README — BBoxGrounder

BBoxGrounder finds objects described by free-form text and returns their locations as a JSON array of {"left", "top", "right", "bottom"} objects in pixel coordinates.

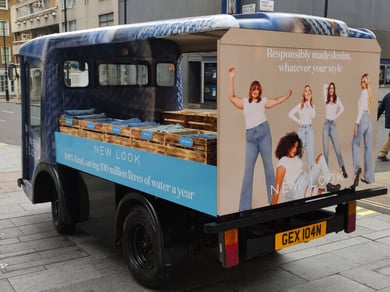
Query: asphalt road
[{"left": 0, "top": 101, "right": 21, "bottom": 146}]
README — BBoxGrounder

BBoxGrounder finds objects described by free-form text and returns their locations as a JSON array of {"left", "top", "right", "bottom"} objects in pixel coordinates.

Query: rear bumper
[{"left": 205, "top": 187, "right": 387, "bottom": 234}]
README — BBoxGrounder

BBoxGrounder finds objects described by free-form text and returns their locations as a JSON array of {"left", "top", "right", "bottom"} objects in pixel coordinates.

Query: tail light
[
  {"left": 219, "top": 229, "right": 239, "bottom": 268},
  {"left": 345, "top": 201, "right": 357, "bottom": 233}
]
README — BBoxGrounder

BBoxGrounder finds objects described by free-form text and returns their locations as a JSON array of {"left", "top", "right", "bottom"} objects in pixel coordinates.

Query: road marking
[
  {"left": 358, "top": 210, "right": 377, "bottom": 216},
  {"left": 1, "top": 109, "right": 14, "bottom": 114},
  {"left": 356, "top": 206, "right": 377, "bottom": 216},
  {"left": 0, "top": 142, "right": 7, "bottom": 146}
]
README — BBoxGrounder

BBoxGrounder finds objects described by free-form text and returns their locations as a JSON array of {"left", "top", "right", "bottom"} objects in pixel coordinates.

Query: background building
[
  {"left": 118, "top": 0, "right": 390, "bottom": 99},
  {"left": 6, "top": 0, "right": 390, "bottom": 100},
  {"left": 8, "top": 0, "right": 118, "bottom": 100},
  {"left": 1, "top": 0, "right": 18, "bottom": 101},
  {"left": 57, "top": 0, "right": 117, "bottom": 32},
  {"left": 11, "top": 0, "right": 59, "bottom": 59},
  {"left": 118, "top": 0, "right": 390, "bottom": 60}
]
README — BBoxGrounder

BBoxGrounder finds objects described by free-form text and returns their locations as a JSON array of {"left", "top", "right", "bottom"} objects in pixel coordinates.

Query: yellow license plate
[{"left": 275, "top": 221, "right": 327, "bottom": 250}]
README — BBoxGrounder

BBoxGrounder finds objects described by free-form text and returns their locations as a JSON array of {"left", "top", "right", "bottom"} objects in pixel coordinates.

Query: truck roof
[{"left": 19, "top": 12, "right": 375, "bottom": 59}]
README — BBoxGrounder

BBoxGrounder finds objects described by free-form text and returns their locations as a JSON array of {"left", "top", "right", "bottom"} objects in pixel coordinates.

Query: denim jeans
[
  {"left": 239, "top": 121, "right": 275, "bottom": 211},
  {"left": 285, "top": 155, "right": 331, "bottom": 201},
  {"left": 298, "top": 125, "right": 314, "bottom": 169},
  {"left": 322, "top": 119, "right": 345, "bottom": 168},
  {"left": 352, "top": 111, "right": 374, "bottom": 182}
]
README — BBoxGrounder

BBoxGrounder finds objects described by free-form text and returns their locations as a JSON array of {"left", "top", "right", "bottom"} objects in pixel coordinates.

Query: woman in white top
[
  {"left": 271, "top": 132, "right": 340, "bottom": 204},
  {"left": 351, "top": 73, "right": 374, "bottom": 187},
  {"left": 228, "top": 67, "right": 292, "bottom": 211},
  {"left": 288, "top": 85, "right": 316, "bottom": 169},
  {"left": 322, "top": 82, "right": 348, "bottom": 178}
]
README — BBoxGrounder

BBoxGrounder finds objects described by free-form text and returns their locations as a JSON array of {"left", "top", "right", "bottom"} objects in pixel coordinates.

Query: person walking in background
[
  {"left": 288, "top": 84, "right": 316, "bottom": 169},
  {"left": 352, "top": 73, "right": 374, "bottom": 188},
  {"left": 228, "top": 67, "right": 292, "bottom": 211},
  {"left": 377, "top": 92, "right": 390, "bottom": 161},
  {"left": 271, "top": 131, "right": 340, "bottom": 205},
  {"left": 322, "top": 83, "right": 348, "bottom": 178}
]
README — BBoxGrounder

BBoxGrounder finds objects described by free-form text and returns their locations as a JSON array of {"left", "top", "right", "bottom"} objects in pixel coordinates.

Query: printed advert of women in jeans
[
  {"left": 271, "top": 132, "right": 341, "bottom": 205},
  {"left": 322, "top": 83, "right": 348, "bottom": 178},
  {"left": 228, "top": 67, "right": 292, "bottom": 210},
  {"left": 288, "top": 85, "right": 316, "bottom": 169},
  {"left": 351, "top": 73, "right": 374, "bottom": 188}
]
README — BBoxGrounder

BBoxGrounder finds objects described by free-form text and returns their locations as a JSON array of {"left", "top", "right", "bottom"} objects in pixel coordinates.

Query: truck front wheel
[
  {"left": 51, "top": 188, "right": 75, "bottom": 234},
  {"left": 122, "top": 205, "right": 172, "bottom": 288}
]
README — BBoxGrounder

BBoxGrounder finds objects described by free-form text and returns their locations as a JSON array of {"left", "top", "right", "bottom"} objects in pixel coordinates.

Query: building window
[
  {"left": 99, "top": 13, "right": 114, "bottom": 27},
  {"left": 33, "top": 1, "right": 44, "bottom": 8},
  {"left": 0, "top": 75, "right": 5, "bottom": 92},
  {"left": 0, "top": 0, "right": 8, "bottom": 10},
  {"left": 63, "top": 20, "right": 77, "bottom": 32},
  {"left": 68, "top": 20, "right": 76, "bottom": 31},
  {"left": 1, "top": 47, "right": 10, "bottom": 64},
  {"left": 0, "top": 21, "right": 9, "bottom": 36},
  {"left": 0, "top": 74, "right": 12, "bottom": 93},
  {"left": 61, "top": 0, "right": 74, "bottom": 9}
]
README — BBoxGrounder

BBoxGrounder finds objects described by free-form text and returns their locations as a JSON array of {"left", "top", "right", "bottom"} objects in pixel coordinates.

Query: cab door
[{"left": 21, "top": 58, "right": 42, "bottom": 181}]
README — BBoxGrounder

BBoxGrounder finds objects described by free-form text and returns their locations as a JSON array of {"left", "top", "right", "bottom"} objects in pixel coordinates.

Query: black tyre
[
  {"left": 122, "top": 205, "right": 172, "bottom": 288},
  {"left": 51, "top": 188, "right": 76, "bottom": 234}
]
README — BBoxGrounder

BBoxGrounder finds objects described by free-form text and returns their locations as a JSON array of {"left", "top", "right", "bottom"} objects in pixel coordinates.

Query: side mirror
[{"left": 8, "top": 63, "right": 19, "bottom": 81}]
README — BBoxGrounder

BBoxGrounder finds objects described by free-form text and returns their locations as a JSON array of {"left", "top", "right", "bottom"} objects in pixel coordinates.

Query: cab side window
[
  {"left": 28, "top": 61, "right": 42, "bottom": 134},
  {"left": 64, "top": 61, "right": 89, "bottom": 87},
  {"left": 156, "top": 63, "right": 175, "bottom": 87},
  {"left": 98, "top": 64, "right": 148, "bottom": 86}
]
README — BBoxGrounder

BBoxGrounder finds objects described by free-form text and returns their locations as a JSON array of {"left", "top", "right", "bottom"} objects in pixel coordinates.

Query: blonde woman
[
  {"left": 351, "top": 73, "right": 374, "bottom": 187},
  {"left": 288, "top": 85, "right": 316, "bottom": 169}
]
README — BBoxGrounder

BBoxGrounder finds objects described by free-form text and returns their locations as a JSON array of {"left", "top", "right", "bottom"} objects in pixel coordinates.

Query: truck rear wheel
[{"left": 122, "top": 205, "right": 172, "bottom": 288}]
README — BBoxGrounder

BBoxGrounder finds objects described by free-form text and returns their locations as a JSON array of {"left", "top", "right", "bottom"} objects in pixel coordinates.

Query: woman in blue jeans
[
  {"left": 228, "top": 67, "right": 292, "bottom": 211},
  {"left": 322, "top": 82, "right": 348, "bottom": 178},
  {"left": 288, "top": 85, "right": 316, "bottom": 170},
  {"left": 352, "top": 73, "right": 374, "bottom": 188}
]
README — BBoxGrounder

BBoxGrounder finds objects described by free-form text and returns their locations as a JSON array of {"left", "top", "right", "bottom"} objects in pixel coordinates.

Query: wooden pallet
[
  {"left": 103, "top": 121, "right": 133, "bottom": 146},
  {"left": 130, "top": 127, "right": 166, "bottom": 154},
  {"left": 104, "top": 123, "right": 132, "bottom": 136},
  {"left": 58, "top": 116, "right": 218, "bottom": 165},
  {"left": 105, "top": 134, "right": 132, "bottom": 146},
  {"left": 79, "top": 118, "right": 122, "bottom": 132},
  {"left": 58, "top": 117, "right": 80, "bottom": 136},
  {"left": 164, "top": 131, "right": 217, "bottom": 165},
  {"left": 59, "top": 126, "right": 79, "bottom": 136},
  {"left": 161, "top": 110, "right": 217, "bottom": 131},
  {"left": 79, "top": 129, "right": 105, "bottom": 141}
]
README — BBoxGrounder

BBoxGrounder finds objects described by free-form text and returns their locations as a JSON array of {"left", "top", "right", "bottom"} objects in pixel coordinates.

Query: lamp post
[
  {"left": 2, "top": 20, "right": 9, "bottom": 102},
  {"left": 63, "top": 0, "right": 67, "bottom": 32},
  {"left": 124, "top": 0, "right": 127, "bottom": 24},
  {"left": 324, "top": 0, "right": 328, "bottom": 17}
]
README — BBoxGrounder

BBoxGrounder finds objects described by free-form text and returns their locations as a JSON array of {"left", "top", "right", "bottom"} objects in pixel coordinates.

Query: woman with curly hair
[{"left": 271, "top": 132, "right": 340, "bottom": 205}]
